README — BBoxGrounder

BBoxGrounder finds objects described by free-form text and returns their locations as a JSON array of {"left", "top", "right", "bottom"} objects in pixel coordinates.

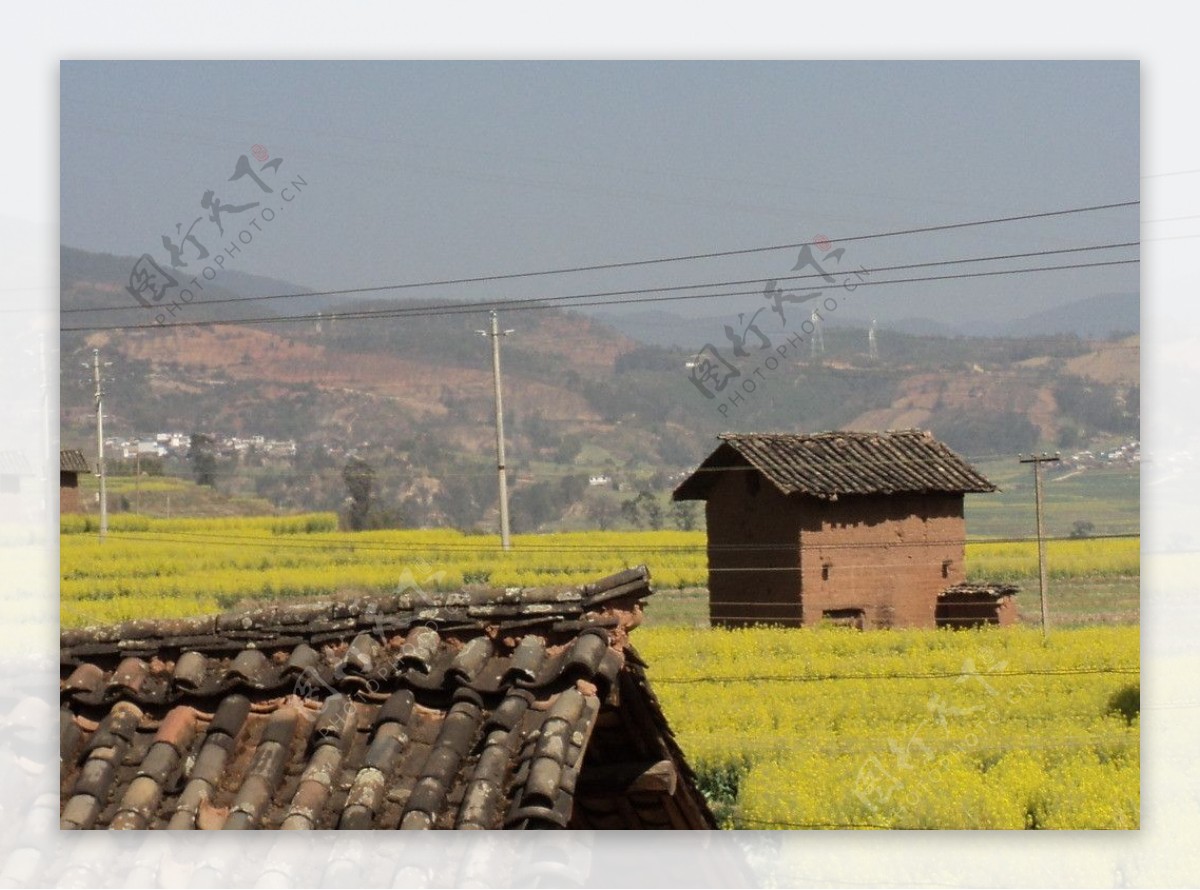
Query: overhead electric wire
[
  {"left": 61, "top": 200, "right": 1139, "bottom": 319},
  {"left": 61, "top": 257, "right": 1140, "bottom": 333},
  {"left": 84, "top": 448, "right": 1105, "bottom": 478},
  {"left": 648, "top": 665, "right": 1138, "bottom": 684},
  {"left": 63, "top": 238, "right": 1139, "bottom": 316},
  {"left": 91, "top": 527, "right": 1138, "bottom": 554}
]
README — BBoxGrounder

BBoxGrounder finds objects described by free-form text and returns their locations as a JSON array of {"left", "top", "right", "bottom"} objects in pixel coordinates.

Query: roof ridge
[
  {"left": 676, "top": 430, "right": 995, "bottom": 501},
  {"left": 61, "top": 567, "right": 652, "bottom": 652},
  {"left": 719, "top": 428, "right": 929, "bottom": 439}
]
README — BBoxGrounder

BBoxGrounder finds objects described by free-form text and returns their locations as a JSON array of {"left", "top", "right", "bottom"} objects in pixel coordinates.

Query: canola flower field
[
  {"left": 59, "top": 514, "right": 1139, "bottom": 829},
  {"left": 638, "top": 624, "right": 1139, "bottom": 829},
  {"left": 60, "top": 513, "right": 1139, "bottom": 628}
]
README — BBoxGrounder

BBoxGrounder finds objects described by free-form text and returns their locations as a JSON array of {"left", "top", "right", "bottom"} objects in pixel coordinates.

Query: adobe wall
[
  {"left": 703, "top": 467, "right": 803, "bottom": 627},
  {"left": 797, "top": 493, "right": 966, "bottom": 629}
]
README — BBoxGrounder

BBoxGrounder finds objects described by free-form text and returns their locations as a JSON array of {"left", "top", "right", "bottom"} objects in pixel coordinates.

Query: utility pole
[
  {"left": 868, "top": 316, "right": 879, "bottom": 361},
  {"left": 478, "top": 311, "right": 514, "bottom": 550},
  {"left": 1020, "top": 452, "right": 1061, "bottom": 637},
  {"left": 92, "top": 349, "right": 109, "bottom": 541}
]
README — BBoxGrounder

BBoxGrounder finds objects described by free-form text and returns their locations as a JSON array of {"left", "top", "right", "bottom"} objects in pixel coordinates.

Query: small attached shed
[
  {"left": 60, "top": 449, "right": 90, "bottom": 515},
  {"left": 937, "top": 582, "right": 1020, "bottom": 628},
  {"left": 673, "top": 430, "right": 999, "bottom": 629}
]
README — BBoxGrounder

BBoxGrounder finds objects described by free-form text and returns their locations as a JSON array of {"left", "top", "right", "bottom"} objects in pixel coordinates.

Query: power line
[
  {"left": 735, "top": 818, "right": 895, "bottom": 830},
  {"left": 69, "top": 450, "right": 1114, "bottom": 479},
  {"left": 62, "top": 239, "right": 1139, "bottom": 316},
  {"left": 60, "top": 201, "right": 1139, "bottom": 320},
  {"left": 64, "top": 527, "right": 1139, "bottom": 554},
  {"left": 649, "top": 665, "right": 1138, "bottom": 684},
  {"left": 667, "top": 600, "right": 1129, "bottom": 612},
  {"left": 79, "top": 442, "right": 1130, "bottom": 469},
  {"left": 60, "top": 257, "right": 1140, "bottom": 333},
  {"left": 715, "top": 734, "right": 1136, "bottom": 756}
]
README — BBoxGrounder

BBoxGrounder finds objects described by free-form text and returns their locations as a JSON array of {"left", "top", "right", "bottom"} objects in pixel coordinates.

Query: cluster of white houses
[{"left": 103, "top": 433, "right": 297, "bottom": 460}]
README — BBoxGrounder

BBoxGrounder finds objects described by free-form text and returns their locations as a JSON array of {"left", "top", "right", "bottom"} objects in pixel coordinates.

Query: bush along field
[
  {"left": 637, "top": 625, "right": 1139, "bottom": 829},
  {"left": 60, "top": 514, "right": 1139, "bottom": 628}
]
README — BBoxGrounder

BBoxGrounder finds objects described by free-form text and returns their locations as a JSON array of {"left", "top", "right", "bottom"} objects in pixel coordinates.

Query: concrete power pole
[
  {"left": 92, "top": 349, "right": 109, "bottom": 542},
  {"left": 478, "top": 311, "right": 514, "bottom": 550},
  {"left": 868, "top": 316, "right": 879, "bottom": 361},
  {"left": 1020, "top": 452, "right": 1061, "bottom": 637}
]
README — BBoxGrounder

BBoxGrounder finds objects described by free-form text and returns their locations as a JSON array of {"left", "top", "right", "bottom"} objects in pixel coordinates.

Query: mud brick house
[
  {"left": 60, "top": 449, "right": 90, "bottom": 514},
  {"left": 674, "top": 430, "right": 1007, "bottom": 629},
  {"left": 59, "top": 567, "right": 715, "bottom": 830}
]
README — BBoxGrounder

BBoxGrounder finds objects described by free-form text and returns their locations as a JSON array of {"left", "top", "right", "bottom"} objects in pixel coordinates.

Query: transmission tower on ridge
[{"left": 810, "top": 308, "right": 825, "bottom": 358}]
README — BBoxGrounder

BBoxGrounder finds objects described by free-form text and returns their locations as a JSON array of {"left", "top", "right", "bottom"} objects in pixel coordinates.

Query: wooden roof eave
[{"left": 671, "top": 443, "right": 744, "bottom": 501}]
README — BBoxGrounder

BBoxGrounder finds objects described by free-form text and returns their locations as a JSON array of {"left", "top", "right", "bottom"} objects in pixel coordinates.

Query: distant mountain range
[
  {"left": 64, "top": 244, "right": 1136, "bottom": 345},
  {"left": 590, "top": 293, "right": 1138, "bottom": 348},
  {"left": 60, "top": 246, "right": 322, "bottom": 322},
  {"left": 986, "top": 292, "right": 1139, "bottom": 339}
]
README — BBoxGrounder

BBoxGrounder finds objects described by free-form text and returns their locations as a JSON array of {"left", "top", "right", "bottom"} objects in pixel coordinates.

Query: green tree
[
  {"left": 584, "top": 490, "right": 621, "bottom": 530},
  {"left": 671, "top": 500, "right": 699, "bottom": 531},
  {"left": 510, "top": 481, "right": 559, "bottom": 532},
  {"left": 637, "top": 491, "right": 664, "bottom": 530},
  {"left": 554, "top": 435, "right": 584, "bottom": 465},
  {"left": 189, "top": 433, "right": 218, "bottom": 488},
  {"left": 342, "top": 457, "right": 375, "bottom": 531},
  {"left": 1069, "top": 519, "right": 1095, "bottom": 539}
]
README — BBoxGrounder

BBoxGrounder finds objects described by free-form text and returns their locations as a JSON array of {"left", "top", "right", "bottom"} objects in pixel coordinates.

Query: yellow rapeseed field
[
  {"left": 59, "top": 513, "right": 1139, "bottom": 627},
  {"left": 639, "top": 625, "right": 1139, "bottom": 829},
  {"left": 58, "top": 514, "right": 1139, "bottom": 828}
]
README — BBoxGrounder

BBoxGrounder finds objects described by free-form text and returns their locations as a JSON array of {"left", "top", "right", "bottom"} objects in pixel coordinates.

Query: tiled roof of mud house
[
  {"left": 938, "top": 582, "right": 1020, "bottom": 600},
  {"left": 60, "top": 449, "right": 90, "bottom": 474},
  {"left": 59, "top": 567, "right": 715, "bottom": 830},
  {"left": 674, "top": 429, "right": 997, "bottom": 501}
]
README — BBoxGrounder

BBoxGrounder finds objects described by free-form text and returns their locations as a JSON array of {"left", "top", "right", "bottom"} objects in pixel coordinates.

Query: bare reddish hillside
[
  {"left": 1064, "top": 335, "right": 1139, "bottom": 386},
  {"left": 850, "top": 371, "right": 1060, "bottom": 440},
  {"left": 107, "top": 324, "right": 606, "bottom": 422}
]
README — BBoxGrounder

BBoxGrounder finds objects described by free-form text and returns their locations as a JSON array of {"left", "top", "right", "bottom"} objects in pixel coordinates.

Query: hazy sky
[{"left": 60, "top": 61, "right": 1138, "bottom": 328}]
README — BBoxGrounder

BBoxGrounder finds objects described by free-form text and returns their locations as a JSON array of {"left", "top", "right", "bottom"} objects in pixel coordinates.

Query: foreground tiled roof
[
  {"left": 59, "top": 567, "right": 715, "bottom": 830},
  {"left": 674, "top": 429, "right": 996, "bottom": 501},
  {"left": 60, "top": 449, "right": 90, "bottom": 474}
]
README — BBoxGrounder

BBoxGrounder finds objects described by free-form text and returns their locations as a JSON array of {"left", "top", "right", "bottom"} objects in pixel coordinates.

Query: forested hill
[{"left": 61, "top": 245, "right": 1138, "bottom": 527}]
